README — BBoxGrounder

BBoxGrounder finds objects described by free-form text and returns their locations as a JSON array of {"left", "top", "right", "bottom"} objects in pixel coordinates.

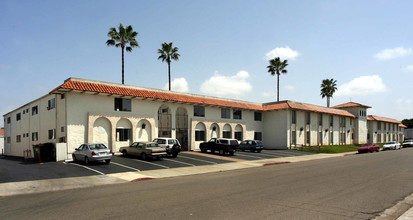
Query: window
[
  {"left": 291, "top": 131, "right": 296, "bottom": 145},
  {"left": 195, "top": 130, "right": 205, "bottom": 141},
  {"left": 61, "top": 126, "right": 65, "bottom": 132},
  {"left": 7, "top": 117, "right": 11, "bottom": 124},
  {"left": 48, "top": 129, "right": 56, "bottom": 139},
  {"left": 23, "top": 109, "right": 26, "bottom": 114},
  {"left": 16, "top": 113, "right": 21, "bottom": 121},
  {"left": 114, "top": 98, "right": 131, "bottom": 112},
  {"left": 292, "top": 110, "right": 296, "bottom": 124},
  {"left": 306, "top": 112, "right": 311, "bottom": 125},
  {"left": 194, "top": 106, "right": 205, "bottom": 117},
  {"left": 254, "top": 112, "right": 262, "bottom": 121},
  {"left": 32, "top": 106, "right": 38, "bottom": 115},
  {"left": 48, "top": 98, "right": 55, "bottom": 110},
  {"left": 61, "top": 94, "right": 65, "bottom": 99},
  {"left": 330, "top": 115, "right": 334, "bottom": 126},
  {"left": 16, "top": 135, "right": 21, "bottom": 143},
  {"left": 116, "top": 128, "right": 131, "bottom": 141},
  {"left": 221, "top": 108, "right": 231, "bottom": 119},
  {"left": 234, "top": 131, "right": 243, "bottom": 141},
  {"left": 378, "top": 122, "right": 381, "bottom": 130},
  {"left": 58, "top": 137, "right": 66, "bottom": 143},
  {"left": 223, "top": 131, "right": 231, "bottom": 138},
  {"left": 233, "top": 110, "right": 242, "bottom": 120},
  {"left": 306, "top": 131, "right": 310, "bottom": 144},
  {"left": 32, "top": 132, "right": 38, "bottom": 141},
  {"left": 7, "top": 137, "right": 10, "bottom": 143},
  {"left": 319, "top": 113, "right": 322, "bottom": 126},
  {"left": 254, "top": 132, "right": 262, "bottom": 141}
]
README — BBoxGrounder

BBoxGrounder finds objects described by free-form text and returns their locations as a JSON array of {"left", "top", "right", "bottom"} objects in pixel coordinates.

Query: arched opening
[
  {"left": 195, "top": 122, "right": 206, "bottom": 142},
  {"left": 210, "top": 123, "right": 220, "bottom": 139},
  {"left": 223, "top": 124, "right": 232, "bottom": 139},
  {"left": 234, "top": 124, "right": 243, "bottom": 141},
  {"left": 158, "top": 105, "right": 172, "bottom": 138},
  {"left": 137, "top": 119, "right": 151, "bottom": 142},
  {"left": 176, "top": 107, "right": 188, "bottom": 150},
  {"left": 116, "top": 118, "right": 132, "bottom": 151},
  {"left": 93, "top": 117, "right": 112, "bottom": 149}
]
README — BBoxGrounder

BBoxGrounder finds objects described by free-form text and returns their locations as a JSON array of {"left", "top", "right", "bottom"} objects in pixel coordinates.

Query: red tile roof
[
  {"left": 367, "top": 115, "right": 401, "bottom": 124},
  {"left": 333, "top": 102, "right": 371, "bottom": 109},
  {"left": 50, "top": 78, "right": 356, "bottom": 118},
  {"left": 0, "top": 128, "right": 4, "bottom": 137},
  {"left": 399, "top": 124, "right": 407, "bottom": 128}
]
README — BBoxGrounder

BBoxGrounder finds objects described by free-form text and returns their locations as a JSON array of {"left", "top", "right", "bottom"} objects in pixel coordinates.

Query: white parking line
[
  {"left": 69, "top": 163, "right": 105, "bottom": 175},
  {"left": 178, "top": 155, "right": 217, "bottom": 164},
  {"left": 163, "top": 158, "right": 196, "bottom": 166},
  {"left": 132, "top": 159, "right": 170, "bottom": 169},
  {"left": 111, "top": 162, "right": 140, "bottom": 171},
  {"left": 235, "top": 153, "right": 264, "bottom": 159}
]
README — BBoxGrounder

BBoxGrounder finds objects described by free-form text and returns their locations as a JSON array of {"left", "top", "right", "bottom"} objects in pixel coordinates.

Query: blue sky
[{"left": 1, "top": 0, "right": 413, "bottom": 127}]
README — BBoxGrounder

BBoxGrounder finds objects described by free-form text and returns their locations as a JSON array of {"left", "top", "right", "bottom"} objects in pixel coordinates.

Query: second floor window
[
  {"left": 233, "top": 110, "right": 242, "bottom": 120},
  {"left": 221, "top": 108, "right": 230, "bottom": 119},
  {"left": 194, "top": 106, "right": 205, "bottom": 117},
  {"left": 292, "top": 110, "right": 296, "bottom": 124},
  {"left": 32, "top": 106, "right": 38, "bottom": 115},
  {"left": 114, "top": 98, "right": 131, "bottom": 112},
  {"left": 16, "top": 113, "right": 21, "bottom": 121},
  {"left": 48, "top": 98, "right": 56, "bottom": 110},
  {"left": 254, "top": 112, "right": 262, "bottom": 121}
]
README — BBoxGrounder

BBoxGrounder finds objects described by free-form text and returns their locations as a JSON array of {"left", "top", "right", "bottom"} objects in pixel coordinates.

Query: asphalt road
[{"left": 1, "top": 149, "right": 413, "bottom": 219}]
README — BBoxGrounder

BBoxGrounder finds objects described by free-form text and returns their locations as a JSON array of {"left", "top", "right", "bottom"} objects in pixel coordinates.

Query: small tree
[
  {"left": 320, "top": 78, "right": 338, "bottom": 107},
  {"left": 157, "top": 42, "right": 180, "bottom": 91},
  {"left": 267, "top": 57, "right": 288, "bottom": 102},
  {"left": 106, "top": 24, "right": 139, "bottom": 84}
]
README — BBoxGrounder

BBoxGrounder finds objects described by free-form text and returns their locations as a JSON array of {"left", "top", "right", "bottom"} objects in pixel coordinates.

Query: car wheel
[
  {"left": 141, "top": 153, "right": 147, "bottom": 160},
  {"left": 229, "top": 151, "right": 234, "bottom": 156},
  {"left": 250, "top": 149, "right": 255, "bottom": 153},
  {"left": 210, "top": 150, "right": 215, "bottom": 154},
  {"left": 376, "top": 148, "right": 379, "bottom": 152},
  {"left": 72, "top": 154, "right": 77, "bottom": 163},
  {"left": 219, "top": 149, "right": 224, "bottom": 155},
  {"left": 172, "top": 152, "right": 178, "bottom": 158},
  {"left": 257, "top": 150, "right": 262, "bottom": 153},
  {"left": 105, "top": 159, "right": 110, "bottom": 164},
  {"left": 85, "top": 157, "right": 89, "bottom": 165},
  {"left": 241, "top": 149, "right": 245, "bottom": 152},
  {"left": 200, "top": 147, "right": 206, "bottom": 153},
  {"left": 369, "top": 148, "right": 373, "bottom": 153},
  {"left": 122, "top": 150, "right": 128, "bottom": 157},
  {"left": 156, "top": 156, "right": 161, "bottom": 160}
]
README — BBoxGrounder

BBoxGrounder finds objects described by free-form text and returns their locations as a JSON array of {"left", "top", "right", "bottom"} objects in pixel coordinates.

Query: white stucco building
[
  {"left": 2, "top": 78, "right": 405, "bottom": 160},
  {"left": 0, "top": 128, "right": 4, "bottom": 155}
]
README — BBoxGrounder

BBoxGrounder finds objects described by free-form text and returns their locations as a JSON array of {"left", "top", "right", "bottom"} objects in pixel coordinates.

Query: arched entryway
[
  {"left": 158, "top": 105, "right": 172, "bottom": 138},
  {"left": 93, "top": 117, "right": 111, "bottom": 149},
  {"left": 176, "top": 107, "right": 188, "bottom": 150},
  {"left": 116, "top": 118, "right": 132, "bottom": 151},
  {"left": 223, "top": 124, "right": 232, "bottom": 138},
  {"left": 234, "top": 124, "right": 243, "bottom": 141},
  {"left": 210, "top": 123, "right": 219, "bottom": 139},
  {"left": 137, "top": 119, "right": 151, "bottom": 141}
]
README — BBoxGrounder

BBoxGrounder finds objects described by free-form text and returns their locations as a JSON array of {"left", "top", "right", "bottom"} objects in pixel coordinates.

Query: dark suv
[{"left": 199, "top": 138, "right": 239, "bottom": 156}]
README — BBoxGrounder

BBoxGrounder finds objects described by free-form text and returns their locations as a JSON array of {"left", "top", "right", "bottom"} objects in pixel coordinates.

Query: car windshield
[
  {"left": 146, "top": 143, "right": 159, "bottom": 148},
  {"left": 256, "top": 141, "right": 263, "bottom": 145},
  {"left": 219, "top": 140, "right": 229, "bottom": 144},
  {"left": 89, "top": 144, "right": 107, "bottom": 150},
  {"left": 386, "top": 142, "right": 396, "bottom": 144},
  {"left": 361, "top": 143, "right": 373, "bottom": 147},
  {"left": 230, "top": 140, "right": 239, "bottom": 145}
]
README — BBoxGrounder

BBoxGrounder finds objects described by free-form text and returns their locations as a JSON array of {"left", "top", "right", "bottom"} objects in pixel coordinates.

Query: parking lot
[{"left": 0, "top": 150, "right": 314, "bottom": 183}]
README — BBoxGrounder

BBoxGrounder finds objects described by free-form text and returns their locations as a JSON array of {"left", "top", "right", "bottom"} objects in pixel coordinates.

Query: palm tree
[
  {"left": 106, "top": 24, "right": 139, "bottom": 84},
  {"left": 157, "top": 42, "right": 180, "bottom": 91},
  {"left": 320, "top": 78, "right": 338, "bottom": 107},
  {"left": 267, "top": 57, "right": 288, "bottom": 102}
]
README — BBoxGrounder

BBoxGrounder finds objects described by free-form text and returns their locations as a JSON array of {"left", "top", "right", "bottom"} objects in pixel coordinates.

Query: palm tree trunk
[
  {"left": 277, "top": 73, "right": 280, "bottom": 102},
  {"left": 121, "top": 46, "right": 125, "bottom": 84},
  {"left": 168, "top": 60, "right": 171, "bottom": 91},
  {"left": 327, "top": 96, "right": 330, "bottom": 108}
]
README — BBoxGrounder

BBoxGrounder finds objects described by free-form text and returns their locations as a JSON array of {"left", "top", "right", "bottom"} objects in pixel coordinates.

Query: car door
[
  {"left": 129, "top": 142, "right": 139, "bottom": 155},
  {"left": 77, "top": 145, "right": 86, "bottom": 161},
  {"left": 137, "top": 143, "right": 144, "bottom": 155}
]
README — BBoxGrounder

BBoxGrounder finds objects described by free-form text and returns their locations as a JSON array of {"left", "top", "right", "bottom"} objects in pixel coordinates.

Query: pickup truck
[
  {"left": 119, "top": 141, "right": 167, "bottom": 160},
  {"left": 199, "top": 138, "right": 239, "bottom": 156}
]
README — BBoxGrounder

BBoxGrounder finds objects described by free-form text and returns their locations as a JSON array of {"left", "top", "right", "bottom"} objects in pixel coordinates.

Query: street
[{"left": 1, "top": 149, "right": 413, "bottom": 219}]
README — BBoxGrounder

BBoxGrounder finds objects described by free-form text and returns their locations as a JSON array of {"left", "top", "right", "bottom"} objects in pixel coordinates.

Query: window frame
[
  {"left": 194, "top": 105, "right": 205, "bottom": 117},
  {"left": 114, "top": 98, "right": 132, "bottom": 112}
]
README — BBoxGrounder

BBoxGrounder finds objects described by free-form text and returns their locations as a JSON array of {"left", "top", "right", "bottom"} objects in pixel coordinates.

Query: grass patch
[{"left": 297, "top": 145, "right": 361, "bottom": 153}]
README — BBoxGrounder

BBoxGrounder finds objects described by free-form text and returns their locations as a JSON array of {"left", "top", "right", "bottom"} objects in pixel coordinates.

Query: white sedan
[{"left": 382, "top": 141, "right": 401, "bottom": 151}]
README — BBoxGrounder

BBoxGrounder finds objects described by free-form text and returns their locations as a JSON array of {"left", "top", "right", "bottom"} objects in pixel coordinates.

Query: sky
[{"left": 1, "top": 0, "right": 413, "bottom": 127}]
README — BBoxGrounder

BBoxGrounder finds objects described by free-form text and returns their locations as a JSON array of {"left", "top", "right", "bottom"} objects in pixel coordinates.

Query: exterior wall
[
  {"left": 3, "top": 94, "right": 60, "bottom": 157},
  {"left": 263, "top": 110, "right": 288, "bottom": 149},
  {"left": 0, "top": 136, "right": 4, "bottom": 155},
  {"left": 405, "top": 128, "right": 413, "bottom": 139}
]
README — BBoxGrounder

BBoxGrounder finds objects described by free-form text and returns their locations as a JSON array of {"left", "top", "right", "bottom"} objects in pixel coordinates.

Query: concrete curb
[{"left": 374, "top": 193, "right": 413, "bottom": 220}]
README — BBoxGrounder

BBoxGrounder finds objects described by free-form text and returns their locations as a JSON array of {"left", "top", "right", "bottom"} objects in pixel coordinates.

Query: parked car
[
  {"left": 119, "top": 142, "right": 167, "bottom": 160},
  {"left": 358, "top": 143, "right": 380, "bottom": 153},
  {"left": 382, "top": 141, "right": 401, "bottom": 150},
  {"left": 153, "top": 138, "right": 181, "bottom": 158},
  {"left": 72, "top": 143, "right": 112, "bottom": 165},
  {"left": 402, "top": 139, "right": 413, "bottom": 148},
  {"left": 199, "top": 138, "right": 239, "bottom": 156},
  {"left": 239, "top": 140, "right": 264, "bottom": 152}
]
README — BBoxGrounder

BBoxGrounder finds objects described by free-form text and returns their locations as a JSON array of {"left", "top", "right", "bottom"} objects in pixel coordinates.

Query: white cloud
[
  {"left": 163, "top": 77, "right": 189, "bottom": 92},
  {"left": 262, "top": 91, "right": 275, "bottom": 97},
  {"left": 200, "top": 71, "right": 252, "bottom": 97},
  {"left": 374, "top": 47, "right": 413, "bottom": 60},
  {"left": 403, "top": 65, "right": 413, "bottom": 72},
  {"left": 265, "top": 46, "right": 299, "bottom": 60},
  {"left": 284, "top": 85, "right": 295, "bottom": 91},
  {"left": 336, "top": 75, "right": 387, "bottom": 97}
]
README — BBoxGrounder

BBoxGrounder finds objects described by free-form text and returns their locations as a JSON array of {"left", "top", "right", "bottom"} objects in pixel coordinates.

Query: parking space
[{"left": 0, "top": 149, "right": 313, "bottom": 183}]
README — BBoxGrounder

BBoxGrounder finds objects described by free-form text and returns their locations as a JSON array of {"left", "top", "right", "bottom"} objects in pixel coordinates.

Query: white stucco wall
[
  {"left": 263, "top": 110, "right": 288, "bottom": 149},
  {"left": 0, "top": 136, "right": 4, "bottom": 155}
]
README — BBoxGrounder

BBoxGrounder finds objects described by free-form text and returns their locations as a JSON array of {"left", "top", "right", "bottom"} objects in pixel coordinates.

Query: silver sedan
[{"left": 72, "top": 143, "right": 112, "bottom": 165}]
